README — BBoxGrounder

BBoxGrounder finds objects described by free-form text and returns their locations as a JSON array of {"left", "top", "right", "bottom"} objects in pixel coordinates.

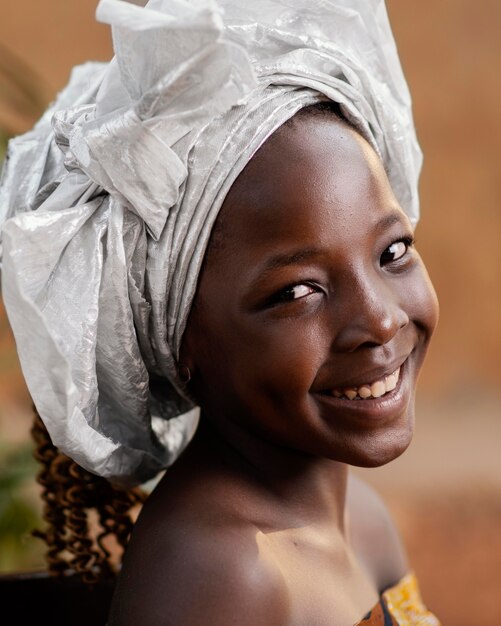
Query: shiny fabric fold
[{"left": 0, "top": 0, "right": 422, "bottom": 485}]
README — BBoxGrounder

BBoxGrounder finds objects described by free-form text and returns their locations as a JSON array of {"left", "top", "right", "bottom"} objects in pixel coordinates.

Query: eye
[
  {"left": 380, "top": 237, "right": 414, "bottom": 265},
  {"left": 275, "top": 283, "right": 317, "bottom": 303}
]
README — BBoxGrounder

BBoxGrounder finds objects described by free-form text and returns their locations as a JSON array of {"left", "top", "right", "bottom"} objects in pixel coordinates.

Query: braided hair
[{"left": 31, "top": 409, "right": 146, "bottom": 584}]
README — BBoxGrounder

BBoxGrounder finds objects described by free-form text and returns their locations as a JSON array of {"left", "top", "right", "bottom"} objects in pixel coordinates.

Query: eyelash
[
  {"left": 269, "top": 281, "right": 321, "bottom": 305},
  {"left": 268, "top": 235, "right": 416, "bottom": 306},
  {"left": 380, "top": 235, "right": 415, "bottom": 266}
]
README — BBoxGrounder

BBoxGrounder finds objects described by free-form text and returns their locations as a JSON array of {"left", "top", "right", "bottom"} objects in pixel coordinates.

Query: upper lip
[{"left": 315, "top": 354, "right": 410, "bottom": 392}]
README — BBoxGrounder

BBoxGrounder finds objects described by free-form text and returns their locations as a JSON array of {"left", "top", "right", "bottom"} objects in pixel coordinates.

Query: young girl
[{"left": 0, "top": 1, "right": 440, "bottom": 624}]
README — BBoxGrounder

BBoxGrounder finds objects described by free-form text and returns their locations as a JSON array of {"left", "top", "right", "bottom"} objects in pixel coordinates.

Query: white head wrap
[{"left": 0, "top": 0, "right": 422, "bottom": 485}]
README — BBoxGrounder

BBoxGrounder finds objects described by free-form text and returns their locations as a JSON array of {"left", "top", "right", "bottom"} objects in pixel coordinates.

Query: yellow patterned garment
[{"left": 356, "top": 573, "right": 441, "bottom": 625}]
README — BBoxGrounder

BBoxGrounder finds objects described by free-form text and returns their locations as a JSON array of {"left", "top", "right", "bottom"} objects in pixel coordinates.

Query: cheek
[
  {"left": 240, "top": 317, "right": 327, "bottom": 388},
  {"left": 409, "top": 260, "right": 439, "bottom": 339},
  {"left": 200, "top": 311, "right": 328, "bottom": 410}
]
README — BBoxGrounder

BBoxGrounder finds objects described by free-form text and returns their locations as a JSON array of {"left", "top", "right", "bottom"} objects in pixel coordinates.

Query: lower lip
[{"left": 314, "top": 360, "right": 410, "bottom": 423}]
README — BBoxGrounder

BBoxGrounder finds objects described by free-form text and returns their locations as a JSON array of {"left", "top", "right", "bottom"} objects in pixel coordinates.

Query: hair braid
[{"left": 31, "top": 408, "right": 147, "bottom": 584}]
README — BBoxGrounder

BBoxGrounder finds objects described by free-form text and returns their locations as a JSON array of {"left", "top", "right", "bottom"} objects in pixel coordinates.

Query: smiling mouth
[{"left": 329, "top": 366, "right": 401, "bottom": 401}]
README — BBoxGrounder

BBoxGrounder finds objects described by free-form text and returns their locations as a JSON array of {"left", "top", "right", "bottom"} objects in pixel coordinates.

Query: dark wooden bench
[{"left": 0, "top": 570, "right": 115, "bottom": 626}]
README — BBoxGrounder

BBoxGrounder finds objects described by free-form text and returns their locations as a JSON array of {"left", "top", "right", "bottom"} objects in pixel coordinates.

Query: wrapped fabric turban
[{"left": 0, "top": 0, "right": 422, "bottom": 485}]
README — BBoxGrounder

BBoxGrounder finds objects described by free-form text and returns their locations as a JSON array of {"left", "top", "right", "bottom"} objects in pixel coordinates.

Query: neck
[{"left": 194, "top": 413, "right": 350, "bottom": 532}]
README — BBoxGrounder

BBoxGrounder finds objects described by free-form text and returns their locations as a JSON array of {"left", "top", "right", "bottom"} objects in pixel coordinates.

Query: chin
[{"left": 348, "top": 416, "right": 415, "bottom": 468}]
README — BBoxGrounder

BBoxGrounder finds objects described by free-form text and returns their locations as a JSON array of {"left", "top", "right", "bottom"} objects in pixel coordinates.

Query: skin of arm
[
  {"left": 108, "top": 472, "right": 407, "bottom": 626},
  {"left": 108, "top": 513, "right": 291, "bottom": 626},
  {"left": 347, "top": 473, "right": 409, "bottom": 593}
]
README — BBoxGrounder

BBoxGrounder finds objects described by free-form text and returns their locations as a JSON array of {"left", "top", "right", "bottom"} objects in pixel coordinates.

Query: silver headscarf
[{"left": 0, "top": 0, "right": 422, "bottom": 485}]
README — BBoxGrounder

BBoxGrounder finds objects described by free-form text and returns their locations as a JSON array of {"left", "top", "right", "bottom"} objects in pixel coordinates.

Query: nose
[{"left": 332, "top": 277, "right": 409, "bottom": 352}]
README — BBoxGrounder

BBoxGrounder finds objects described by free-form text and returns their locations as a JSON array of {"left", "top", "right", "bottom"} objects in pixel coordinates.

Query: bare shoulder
[
  {"left": 347, "top": 472, "right": 409, "bottom": 592},
  {"left": 108, "top": 496, "right": 290, "bottom": 626}
]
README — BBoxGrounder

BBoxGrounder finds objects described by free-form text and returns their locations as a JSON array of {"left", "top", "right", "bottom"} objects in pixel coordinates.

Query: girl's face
[{"left": 182, "top": 113, "right": 438, "bottom": 467}]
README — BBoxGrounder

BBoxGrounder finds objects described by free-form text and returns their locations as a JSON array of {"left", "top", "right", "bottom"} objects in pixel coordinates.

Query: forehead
[
  {"left": 282, "top": 118, "right": 372, "bottom": 200},
  {"left": 207, "top": 113, "right": 403, "bottom": 266}
]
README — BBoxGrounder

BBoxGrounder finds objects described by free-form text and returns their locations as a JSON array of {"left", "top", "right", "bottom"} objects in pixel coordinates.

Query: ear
[
  {"left": 178, "top": 314, "right": 204, "bottom": 403},
  {"left": 178, "top": 310, "right": 198, "bottom": 374}
]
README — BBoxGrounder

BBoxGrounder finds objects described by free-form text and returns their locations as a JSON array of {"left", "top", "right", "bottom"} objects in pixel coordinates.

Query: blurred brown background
[{"left": 0, "top": 1, "right": 500, "bottom": 624}]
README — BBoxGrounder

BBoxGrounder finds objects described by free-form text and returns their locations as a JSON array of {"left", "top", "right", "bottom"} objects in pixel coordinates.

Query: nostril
[
  {"left": 332, "top": 302, "right": 408, "bottom": 353},
  {"left": 358, "top": 339, "right": 385, "bottom": 349}
]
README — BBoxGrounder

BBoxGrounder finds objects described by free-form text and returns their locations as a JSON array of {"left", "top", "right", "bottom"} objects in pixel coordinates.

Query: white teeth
[
  {"left": 370, "top": 381, "right": 386, "bottom": 398},
  {"left": 332, "top": 366, "right": 402, "bottom": 401},
  {"left": 358, "top": 386, "right": 372, "bottom": 399},
  {"left": 385, "top": 373, "right": 397, "bottom": 391}
]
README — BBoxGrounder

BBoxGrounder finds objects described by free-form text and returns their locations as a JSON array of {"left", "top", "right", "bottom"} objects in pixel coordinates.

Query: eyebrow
[
  {"left": 374, "top": 211, "right": 407, "bottom": 233},
  {"left": 259, "top": 247, "right": 322, "bottom": 276},
  {"left": 257, "top": 211, "right": 407, "bottom": 277}
]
